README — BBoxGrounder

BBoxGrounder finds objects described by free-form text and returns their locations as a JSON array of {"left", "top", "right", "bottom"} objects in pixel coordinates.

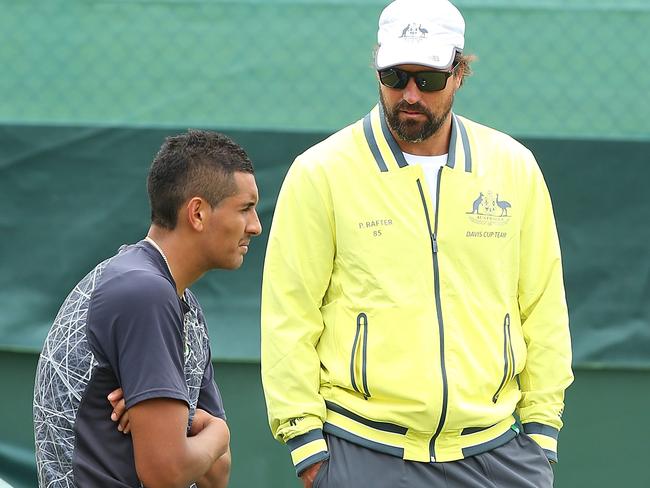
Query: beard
[{"left": 379, "top": 89, "right": 454, "bottom": 144}]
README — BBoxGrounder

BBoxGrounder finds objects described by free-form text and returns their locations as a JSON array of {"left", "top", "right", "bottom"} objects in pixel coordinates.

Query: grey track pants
[{"left": 313, "top": 432, "right": 554, "bottom": 488}]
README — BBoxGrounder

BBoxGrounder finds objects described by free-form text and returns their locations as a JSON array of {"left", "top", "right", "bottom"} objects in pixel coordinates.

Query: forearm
[
  {"left": 262, "top": 334, "right": 329, "bottom": 474},
  {"left": 262, "top": 269, "right": 330, "bottom": 475},
  {"left": 518, "top": 252, "right": 573, "bottom": 429},
  {"left": 516, "top": 257, "right": 572, "bottom": 458},
  {"left": 134, "top": 417, "right": 229, "bottom": 488},
  {"left": 517, "top": 314, "right": 572, "bottom": 463},
  {"left": 262, "top": 248, "right": 331, "bottom": 442},
  {"left": 517, "top": 162, "right": 573, "bottom": 429},
  {"left": 196, "top": 448, "right": 231, "bottom": 488}
]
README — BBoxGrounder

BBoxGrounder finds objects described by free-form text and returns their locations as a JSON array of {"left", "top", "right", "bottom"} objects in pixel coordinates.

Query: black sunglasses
[{"left": 378, "top": 65, "right": 458, "bottom": 92}]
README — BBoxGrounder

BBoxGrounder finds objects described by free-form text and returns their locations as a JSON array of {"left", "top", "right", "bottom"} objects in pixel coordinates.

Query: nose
[
  {"left": 402, "top": 77, "right": 422, "bottom": 105},
  {"left": 247, "top": 209, "right": 262, "bottom": 236}
]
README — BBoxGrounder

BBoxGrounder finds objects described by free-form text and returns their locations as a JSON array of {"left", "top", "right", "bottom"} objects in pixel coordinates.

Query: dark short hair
[{"left": 147, "top": 129, "right": 254, "bottom": 229}]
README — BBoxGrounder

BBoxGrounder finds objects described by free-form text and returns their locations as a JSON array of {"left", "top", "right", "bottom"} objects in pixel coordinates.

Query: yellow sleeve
[
  {"left": 261, "top": 156, "right": 334, "bottom": 474},
  {"left": 516, "top": 153, "right": 574, "bottom": 463}
]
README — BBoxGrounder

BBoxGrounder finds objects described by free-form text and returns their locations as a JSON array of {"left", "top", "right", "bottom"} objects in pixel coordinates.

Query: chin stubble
[{"left": 379, "top": 90, "right": 453, "bottom": 144}]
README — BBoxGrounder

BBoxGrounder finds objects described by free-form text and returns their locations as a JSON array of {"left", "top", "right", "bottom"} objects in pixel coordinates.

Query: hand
[
  {"left": 189, "top": 408, "right": 214, "bottom": 437},
  {"left": 196, "top": 448, "right": 231, "bottom": 488},
  {"left": 299, "top": 461, "right": 323, "bottom": 488},
  {"left": 107, "top": 388, "right": 130, "bottom": 434},
  {"left": 190, "top": 409, "right": 230, "bottom": 443}
]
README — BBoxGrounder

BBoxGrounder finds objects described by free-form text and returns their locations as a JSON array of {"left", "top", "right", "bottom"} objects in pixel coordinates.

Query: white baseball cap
[{"left": 375, "top": 0, "right": 465, "bottom": 70}]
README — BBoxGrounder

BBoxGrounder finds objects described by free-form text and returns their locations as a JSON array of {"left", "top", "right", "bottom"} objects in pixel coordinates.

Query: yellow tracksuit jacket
[{"left": 261, "top": 107, "right": 573, "bottom": 475}]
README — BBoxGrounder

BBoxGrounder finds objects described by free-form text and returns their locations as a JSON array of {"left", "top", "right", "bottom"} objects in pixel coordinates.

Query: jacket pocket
[
  {"left": 492, "top": 313, "right": 515, "bottom": 403},
  {"left": 349, "top": 313, "right": 371, "bottom": 399}
]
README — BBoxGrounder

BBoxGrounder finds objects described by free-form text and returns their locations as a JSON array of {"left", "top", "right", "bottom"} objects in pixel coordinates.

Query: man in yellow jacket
[{"left": 261, "top": 0, "right": 572, "bottom": 486}]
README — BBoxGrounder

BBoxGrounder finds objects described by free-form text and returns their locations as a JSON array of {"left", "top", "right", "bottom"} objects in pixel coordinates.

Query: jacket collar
[{"left": 362, "top": 105, "right": 473, "bottom": 173}]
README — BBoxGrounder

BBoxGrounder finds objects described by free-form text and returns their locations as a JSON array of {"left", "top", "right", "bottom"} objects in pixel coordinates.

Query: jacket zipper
[
  {"left": 492, "top": 313, "right": 514, "bottom": 403},
  {"left": 349, "top": 312, "right": 371, "bottom": 399},
  {"left": 416, "top": 168, "right": 448, "bottom": 462}
]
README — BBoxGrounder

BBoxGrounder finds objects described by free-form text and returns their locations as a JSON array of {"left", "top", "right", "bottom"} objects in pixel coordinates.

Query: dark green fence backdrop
[{"left": 1, "top": 1, "right": 649, "bottom": 487}]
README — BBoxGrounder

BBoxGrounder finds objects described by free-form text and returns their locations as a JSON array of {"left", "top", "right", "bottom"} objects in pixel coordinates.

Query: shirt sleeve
[
  {"left": 197, "top": 357, "right": 226, "bottom": 420},
  {"left": 88, "top": 270, "right": 189, "bottom": 409},
  {"left": 187, "top": 298, "right": 226, "bottom": 420}
]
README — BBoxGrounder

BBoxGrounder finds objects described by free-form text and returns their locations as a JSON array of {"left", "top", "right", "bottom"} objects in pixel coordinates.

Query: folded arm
[{"left": 128, "top": 398, "right": 229, "bottom": 488}]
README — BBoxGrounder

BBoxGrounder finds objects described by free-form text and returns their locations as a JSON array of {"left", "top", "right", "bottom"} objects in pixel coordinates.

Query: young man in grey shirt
[{"left": 34, "top": 129, "right": 262, "bottom": 487}]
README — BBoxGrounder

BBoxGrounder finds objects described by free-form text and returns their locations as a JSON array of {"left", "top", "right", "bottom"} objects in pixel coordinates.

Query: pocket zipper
[
  {"left": 349, "top": 312, "right": 371, "bottom": 399},
  {"left": 492, "top": 313, "right": 514, "bottom": 403}
]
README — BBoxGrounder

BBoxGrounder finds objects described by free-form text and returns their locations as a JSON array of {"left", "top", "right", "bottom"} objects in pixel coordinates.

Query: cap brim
[{"left": 376, "top": 43, "right": 458, "bottom": 70}]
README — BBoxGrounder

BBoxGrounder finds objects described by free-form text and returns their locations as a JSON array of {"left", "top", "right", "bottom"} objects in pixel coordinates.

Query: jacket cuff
[
  {"left": 286, "top": 428, "right": 330, "bottom": 477},
  {"left": 522, "top": 422, "right": 559, "bottom": 463}
]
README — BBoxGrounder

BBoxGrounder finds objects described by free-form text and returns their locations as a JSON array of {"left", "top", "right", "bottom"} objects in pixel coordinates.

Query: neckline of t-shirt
[
  {"left": 143, "top": 237, "right": 190, "bottom": 306},
  {"left": 144, "top": 236, "right": 171, "bottom": 273},
  {"left": 403, "top": 152, "right": 448, "bottom": 166}
]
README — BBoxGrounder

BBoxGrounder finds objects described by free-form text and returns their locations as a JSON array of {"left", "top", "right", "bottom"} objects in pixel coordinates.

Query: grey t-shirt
[{"left": 34, "top": 241, "right": 225, "bottom": 487}]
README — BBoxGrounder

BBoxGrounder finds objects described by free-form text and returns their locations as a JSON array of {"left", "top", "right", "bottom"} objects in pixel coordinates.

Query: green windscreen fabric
[
  {"left": 0, "top": 0, "right": 648, "bottom": 363},
  {"left": 0, "top": 0, "right": 649, "bottom": 140},
  {"left": 0, "top": 126, "right": 318, "bottom": 360},
  {"left": 1, "top": 126, "right": 649, "bottom": 366}
]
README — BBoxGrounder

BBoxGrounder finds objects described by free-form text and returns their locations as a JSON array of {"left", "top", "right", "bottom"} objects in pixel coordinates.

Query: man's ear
[
  {"left": 186, "top": 197, "right": 206, "bottom": 232},
  {"left": 454, "top": 69, "right": 464, "bottom": 89}
]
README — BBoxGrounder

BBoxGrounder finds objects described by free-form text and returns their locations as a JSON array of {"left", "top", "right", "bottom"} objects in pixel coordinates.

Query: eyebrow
[{"left": 242, "top": 198, "right": 258, "bottom": 208}]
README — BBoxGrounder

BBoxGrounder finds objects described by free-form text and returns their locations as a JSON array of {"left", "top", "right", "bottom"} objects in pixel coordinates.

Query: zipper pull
[{"left": 432, "top": 235, "right": 438, "bottom": 253}]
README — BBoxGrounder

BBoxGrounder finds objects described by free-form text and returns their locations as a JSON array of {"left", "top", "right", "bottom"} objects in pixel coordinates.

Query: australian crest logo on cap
[
  {"left": 399, "top": 23, "right": 429, "bottom": 40},
  {"left": 397, "top": 23, "right": 440, "bottom": 62}
]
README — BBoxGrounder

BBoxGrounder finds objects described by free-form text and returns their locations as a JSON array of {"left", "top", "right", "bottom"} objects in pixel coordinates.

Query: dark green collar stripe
[
  {"left": 456, "top": 117, "right": 473, "bottom": 172},
  {"left": 365, "top": 110, "right": 472, "bottom": 173},
  {"left": 378, "top": 105, "right": 409, "bottom": 168},
  {"left": 363, "top": 113, "right": 388, "bottom": 172},
  {"left": 448, "top": 114, "right": 459, "bottom": 169}
]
